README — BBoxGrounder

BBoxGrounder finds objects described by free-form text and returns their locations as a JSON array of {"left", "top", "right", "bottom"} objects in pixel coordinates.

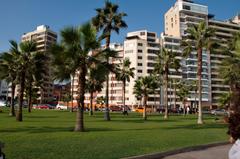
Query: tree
[
  {"left": 176, "top": 81, "right": 191, "bottom": 115},
  {"left": 92, "top": 1, "right": 127, "bottom": 121},
  {"left": 218, "top": 32, "right": 240, "bottom": 113},
  {"left": 86, "top": 64, "right": 106, "bottom": 116},
  {"left": 181, "top": 21, "right": 216, "bottom": 124},
  {"left": 25, "top": 51, "right": 47, "bottom": 113},
  {"left": 0, "top": 41, "right": 20, "bottom": 116},
  {"left": 154, "top": 48, "right": 180, "bottom": 119},
  {"left": 116, "top": 58, "right": 135, "bottom": 112},
  {"left": 133, "top": 76, "right": 155, "bottom": 120},
  {"left": 51, "top": 22, "right": 100, "bottom": 132},
  {"left": 15, "top": 41, "right": 39, "bottom": 121}
]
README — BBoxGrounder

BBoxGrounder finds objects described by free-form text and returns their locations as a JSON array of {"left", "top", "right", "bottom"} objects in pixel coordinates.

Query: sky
[{"left": 0, "top": 0, "right": 239, "bottom": 52}]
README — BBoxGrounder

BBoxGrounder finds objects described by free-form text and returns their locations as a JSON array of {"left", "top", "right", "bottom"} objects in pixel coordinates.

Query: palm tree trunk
[
  {"left": 174, "top": 85, "right": 176, "bottom": 110},
  {"left": 197, "top": 48, "right": 203, "bottom": 124},
  {"left": 16, "top": 71, "right": 25, "bottom": 122},
  {"left": 143, "top": 94, "right": 147, "bottom": 120},
  {"left": 104, "top": 35, "right": 111, "bottom": 121},
  {"left": 89, "top": 91, "right": 93, "bottom": 116},
  {"left": 71, "top": 74, "right": 75, "bottom": 112},
  {"left": 123, "top": 80, "right": 126, "bottom": 112},
  {"left": 164, "top": 72, "right": 169, "bottom": 119},
  {"left": 9, "top": 83, "right": 16, "bottom": 116},
  {"left": 74, "top": 64, "right": 86, "bottom": 132},
  {"left": 28, "top": 82, "right": 32, "bottom": 113}
]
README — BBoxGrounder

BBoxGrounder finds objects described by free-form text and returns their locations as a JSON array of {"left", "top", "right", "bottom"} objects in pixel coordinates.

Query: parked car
[
  {"left": 109, "top": 106, "right": 122, "bottom": 112},
  {"left": 211, "top": 109, "right": 229, "bottom": 116},
  {"left": 202, "top": 108, "right": 211, "bottom": 114},
  {"left": 56, "top": 104, "right": 68, "bottom": 110},
  {"left": 33, "top": 104, "right": 53, "bottom": 109}
]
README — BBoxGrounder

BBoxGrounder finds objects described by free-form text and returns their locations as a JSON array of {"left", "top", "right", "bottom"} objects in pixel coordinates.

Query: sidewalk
[
  {"left": 162, "top": 144, "right": 231, "bottom": 159},
  {"left": 122, "top": 142, "right": 231, "bottom": 159}
]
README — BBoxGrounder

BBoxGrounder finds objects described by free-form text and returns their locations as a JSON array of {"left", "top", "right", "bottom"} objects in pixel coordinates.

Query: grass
[{"left": 0, "top": 108, "right": 228, "bottom": 159}]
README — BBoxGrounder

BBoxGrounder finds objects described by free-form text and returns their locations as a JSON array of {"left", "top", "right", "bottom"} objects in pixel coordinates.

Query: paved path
[{"left": 162, "top": 144, "right": 232, "bottom": 159}]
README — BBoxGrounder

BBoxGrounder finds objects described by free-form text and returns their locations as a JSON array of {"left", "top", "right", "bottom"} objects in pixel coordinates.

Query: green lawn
[{"left": 0, "top": 108, "right": 228, "bottom": 159}]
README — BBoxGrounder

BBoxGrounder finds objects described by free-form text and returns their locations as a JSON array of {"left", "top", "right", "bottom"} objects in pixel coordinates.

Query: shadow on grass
[
  {"left": 25, "top": 116, "right": 59, "bottom": 119},
  {"left": 164, "top": 123, "right": 227, "bottom": 130}
]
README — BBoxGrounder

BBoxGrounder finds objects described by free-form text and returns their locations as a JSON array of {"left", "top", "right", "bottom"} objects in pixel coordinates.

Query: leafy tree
[
  {"left": 181, "top": 21, "right": 216, "bottom": 124},
  {"left": 134, "top": 76, "right": 156, "bottom": 120},
  {"left": 116, "top": 58, "right": 135, "bottom": 112},
  {"left": 154, "top": 48, "right": 180, "bottom": 119},
  {"left": 92, "top": 1, "right": 127, "bottom": 121}
]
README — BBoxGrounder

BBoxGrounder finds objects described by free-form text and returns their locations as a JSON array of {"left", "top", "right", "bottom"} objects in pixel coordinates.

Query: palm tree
[
  {"left": 154, "top": 48, "right": 180, "bottom": 119},
  {"left": 181, "top": 21, "right": 216, "bottom": 124},
  {"left": 0, "top": 41, "right": 20, "bottom": 116},
  {"left": 51, "top": 22, "right": 99, "bottom": 132},
  {"left": 116, "top": 58, "right": 135, "bottom": 112},
  {"left": 86, "top": 65, "right": 106, "bottom": 116},
  {"left": 176, "top": 81, "right": 191, "bottom": 115},
  {"left": 15, "top": 41, "right": 39, "bottom": 121},
  {"left": 25, "top": 51, "right": 47, "bottom": 113},
  {"left": 134, "top": 76, "right": 155, "bottom": 120},
  {"left": 218, "top": 32, "right": 240, "bottom": 113},
  {"left": 92, "top": 1, "right": 127, "bottom": 121}
]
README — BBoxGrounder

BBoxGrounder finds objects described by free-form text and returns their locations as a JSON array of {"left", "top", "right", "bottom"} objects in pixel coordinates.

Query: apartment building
[
  {"left": 21, "top": 25, "right": 57, "bottom": 103},
  {"left": 164, "top": 0, "right": 240, "bottom": 108},
  {"left": 164, "top": 0, "right": 211, "bottom": 107},
  {"left": 71, "top": 43, "right": 124, "bottom": 107},
  {"left": 208, "top": 17, "right": 240, "bottom": 107},
  {"left": 123, "top": 30, "right": 160, "bottom": 107}
]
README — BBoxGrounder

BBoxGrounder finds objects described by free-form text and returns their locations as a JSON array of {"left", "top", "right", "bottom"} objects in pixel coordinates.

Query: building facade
[{"left": 21, "top": 25, "right": 57, "bottom": 103}]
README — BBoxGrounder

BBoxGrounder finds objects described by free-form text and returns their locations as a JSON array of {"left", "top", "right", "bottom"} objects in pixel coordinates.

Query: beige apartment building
[
  {"left": 21, "top": 25, "right": 57, "bottom": 103},
  {"left": 123, "top": 30, "right": 160, "bottom": 107},
  {"left": 71, "top": 43, "right": 124, "bottom": 107}
]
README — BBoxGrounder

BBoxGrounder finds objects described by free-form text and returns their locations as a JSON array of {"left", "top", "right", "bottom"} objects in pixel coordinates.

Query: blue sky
[{"left": 0, "top": 0, "right": 239, "bottom": 52}]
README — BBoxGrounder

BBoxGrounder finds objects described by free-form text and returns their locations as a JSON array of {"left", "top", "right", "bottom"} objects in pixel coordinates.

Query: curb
[{"left": 121, "top": 141, "right": 230, "bottom": 159}]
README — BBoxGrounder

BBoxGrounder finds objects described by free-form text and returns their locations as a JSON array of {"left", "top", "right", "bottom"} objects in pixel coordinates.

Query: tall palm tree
[
  {"left": 92, "top": 1, "right": 127, "bottom": 121},
  {"left": 134, "top": 76, "right": 155, "bottom": 120},
  {"left": 25, "top": 51, "right": 47, "bottom": 113},
  {"left": 16, "top": 41, "right": 38, "bottom": 121},
  {"left": 51, "top": 22, "right": 100, "bottom": 132},
  {"left": 154, "top": 48, "right": 180, "bottom": 119},
  {"left": 0, "top": 41, "right": 20, "bottom": 116},
  {"left": 181, "top": 21, "right": 216, "bottom": 124},
  {"left": 116, "top": 58, "right": 135, "bottom": 112},
  {"left": 86, "top": 64, "right": 106, "bottom": 116},
  {"left": 219, "top": 32, "right": 240, "bottom": 113}
]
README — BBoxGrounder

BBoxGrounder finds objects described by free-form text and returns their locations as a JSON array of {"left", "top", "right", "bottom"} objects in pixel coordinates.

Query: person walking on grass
[{"left": 228, "top": 113, "right": 240, "bottom": 159}]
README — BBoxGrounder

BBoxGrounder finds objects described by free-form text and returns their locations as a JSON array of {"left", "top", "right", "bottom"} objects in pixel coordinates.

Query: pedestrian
[{"left": 228, "top": 113, "right": 240, "bottom": 159}]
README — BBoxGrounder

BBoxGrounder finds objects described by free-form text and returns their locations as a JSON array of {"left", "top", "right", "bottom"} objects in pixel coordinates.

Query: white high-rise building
[
  {"left": 21, "top": 25, "right": 57, "bottom": 103},
  {"left": 124, "top": 30, "right": 161, "bottom": 107}
]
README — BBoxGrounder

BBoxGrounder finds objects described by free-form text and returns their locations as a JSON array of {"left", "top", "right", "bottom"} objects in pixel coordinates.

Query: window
[
  {"left": 140, "top": 32, "right": 145, "bottom": 35},
  {"left": 147, "top": 63, "right": 155, "bottom": 67},
  {"left": 138, "top": 43, "right": 143, "bottom": 46},
  {"left": 138, "top": 49, "right": 143, "bottom": 53},
  {"left": 138, "top": 63, "right": 143, "bottom": 66},
  {"left": 125, "top": 50, "right": 133, "bottom": 54},
  {"left": 183, "top": 5, "right": 191, "bottom": 10},
  {"left": 137, "top": 70, "right": 143, "bottom": 73},
  {"left": 138, "top": 56, "right": 142, "bottom": 59}
]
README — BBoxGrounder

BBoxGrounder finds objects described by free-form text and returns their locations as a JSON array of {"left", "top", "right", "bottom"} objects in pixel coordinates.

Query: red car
[
  {"left": 110, "top": 106, "right": 122, "bottom": 112},
  {"left": 33, "top": 104, "right": 54, "bottom": 109}
]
